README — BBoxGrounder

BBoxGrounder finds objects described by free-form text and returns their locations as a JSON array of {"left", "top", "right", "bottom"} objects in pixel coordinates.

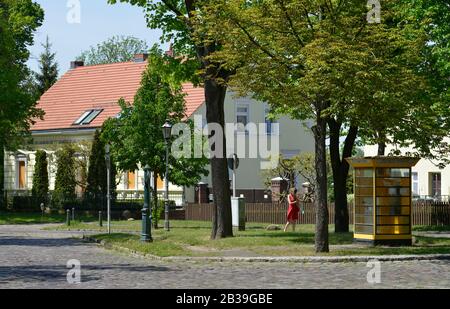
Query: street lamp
[
  {"left": 105, "top": 144, "right": 111, "bottom": 234},
  {"left": 162, "top": 120, "right": 172, "bottom": 231},
  {"left": 141, "top": 165, "right": 153, "bottom": 242}
]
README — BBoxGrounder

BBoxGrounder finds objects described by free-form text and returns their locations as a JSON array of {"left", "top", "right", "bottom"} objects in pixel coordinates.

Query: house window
[
  {"left": 157, "top": 176, "right": 164, "bottom": 190},
  {"left": 16, "top": 159, "right": 27, "bottom": 190},
  {"left": 73, "top": 109, "right": 103, "bottom": 125},
  {"left": 430, "top": 172, "right": 441, "bottom": 197},
  {"left": 18, "top": 161, "right": 26, "bottom": 189},
  {"left": 127, "top": 170, "right": 136, "bottom": 190},
  {"left": 265, "top": 108, "right": 278, "bottom": 135},
  {"left": 236, "top": 104, "right": 249, "bottom": 132},
  {"left": 412, "top": 172, "right": 419, "bottom": 196}
]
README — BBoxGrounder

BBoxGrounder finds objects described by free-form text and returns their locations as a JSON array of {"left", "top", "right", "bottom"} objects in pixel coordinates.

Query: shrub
[
  {"left": 32, "top": 150, "right": 49, "bottom": 206},
  {"left": 52, "top": 145, "right": 76, "bottom": 209}
]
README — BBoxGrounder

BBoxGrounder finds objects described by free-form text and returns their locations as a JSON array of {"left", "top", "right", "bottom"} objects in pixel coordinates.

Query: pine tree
[
  {"left": 86, "top": 130, "right": 107, "bottom": 198},
  {"left": 35, "top": 36, "right": 58, "bottom": 96},
  {"left": 53, "top": 145, "right": 76, "bottom": 208},
  {"left": 32, "top": 150, "right": 49, "bottom": 205}
]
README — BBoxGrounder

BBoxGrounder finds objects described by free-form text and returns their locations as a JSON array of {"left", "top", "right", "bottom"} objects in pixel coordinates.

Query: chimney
[
  {"left": 70, "top": 61, "right": 84, "bottom": 69},
  {"left": 165, "top": 44, "right": 174, "bottom": 57},
  {"left": 133, "top": 53, "right": 149, "bottom": 62}
]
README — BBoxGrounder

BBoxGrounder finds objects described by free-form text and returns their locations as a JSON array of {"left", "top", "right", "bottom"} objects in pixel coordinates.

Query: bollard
[
  {"left": 66, "top": 209, "right": 71, "bottom": 226},
  {"left": 99, "top": 211, "right": 103, "bottom": 227},
  {"left": 72, "top": 208, "right": 75, "bottom": 221}
]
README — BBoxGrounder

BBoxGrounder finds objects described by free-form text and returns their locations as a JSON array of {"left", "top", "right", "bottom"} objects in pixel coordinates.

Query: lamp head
[{"left": 162, "top": 120, "right": 172, "bottom": 141}]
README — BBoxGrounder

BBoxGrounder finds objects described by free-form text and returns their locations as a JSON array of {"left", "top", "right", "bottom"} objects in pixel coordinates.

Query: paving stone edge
[{"left": 81, "top": 235, "right": 450, "bottom": 263}]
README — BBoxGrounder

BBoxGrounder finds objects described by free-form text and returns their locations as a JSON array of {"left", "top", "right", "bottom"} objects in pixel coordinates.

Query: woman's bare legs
[
  {"left": 284, "top": 221, "right": 291, "bottom": 232},
  {"left": 292, "top": 222, "right": 296, "bottom": 232}
]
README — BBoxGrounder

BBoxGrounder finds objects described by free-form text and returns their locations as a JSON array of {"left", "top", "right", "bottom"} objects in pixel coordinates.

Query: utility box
[
  {"left": 231, "top": 197, "right": 246, "bottom": 231},
  {"left": 346, "top": 156, "right": 420, "bottom": 246}
]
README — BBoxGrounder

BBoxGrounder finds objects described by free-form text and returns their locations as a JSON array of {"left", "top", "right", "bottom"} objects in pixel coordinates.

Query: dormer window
[{"left": 73, "top": 109, "right": 103, "bottom": 125}]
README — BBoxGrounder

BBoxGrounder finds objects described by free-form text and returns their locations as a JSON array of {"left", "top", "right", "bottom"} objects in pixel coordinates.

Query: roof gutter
[{"left": 31, "top": 127, "right": 99, "bottom": 136}]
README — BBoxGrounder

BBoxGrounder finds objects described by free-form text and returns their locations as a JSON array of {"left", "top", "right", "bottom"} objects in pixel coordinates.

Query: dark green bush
[{"left": 32, "top": 150, "right": 49, "bottom": 206}]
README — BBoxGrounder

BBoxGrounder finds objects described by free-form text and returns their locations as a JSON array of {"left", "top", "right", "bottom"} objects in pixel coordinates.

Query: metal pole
[
  {"left": 141, "top": 166, "right": 152, "bottom": 242},
  {"left": 66, "top": 209, "right": 71, "bottom": 226},
  {"left": 164, "top": 141, "right": 170, "bottom": 231},
  {"left": 107, "top": 161, "right": 111, "bottom": 234},
  {"left": 72, "top": 208, "right": 75, "bottom": 221},
  {"left": 99, "top": 211, "right": 103, "bottom": 227}
]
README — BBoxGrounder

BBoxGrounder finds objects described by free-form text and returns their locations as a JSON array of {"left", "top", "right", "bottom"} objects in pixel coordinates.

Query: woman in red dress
[{"left": 284, "top": 188, "right": 300, "bottom": 232}]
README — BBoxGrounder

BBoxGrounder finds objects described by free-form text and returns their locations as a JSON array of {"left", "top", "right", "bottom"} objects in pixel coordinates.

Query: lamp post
[
  {"left": 162, "top": 120, "right": 172, "bottom": 232},
  {"left": 141, "top": 165, "right": 153, "bottom": 242},
  {"left": 105, "top": 144, "right": 111, "bottom": 234}
]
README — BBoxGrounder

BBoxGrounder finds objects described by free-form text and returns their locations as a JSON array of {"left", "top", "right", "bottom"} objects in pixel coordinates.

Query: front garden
[{"left": 47, "top": 218, "right": 450, "bottom": 257}]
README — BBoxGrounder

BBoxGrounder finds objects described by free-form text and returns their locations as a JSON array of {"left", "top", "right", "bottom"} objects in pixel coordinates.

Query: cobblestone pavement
[{"left": 0, "top": 225, "right": 449, "bottom": 289}]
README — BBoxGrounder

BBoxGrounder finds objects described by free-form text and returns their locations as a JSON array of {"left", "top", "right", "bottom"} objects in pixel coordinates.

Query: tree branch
[{"left": 276, "top": 0, "right": 305, "bottom": 47}]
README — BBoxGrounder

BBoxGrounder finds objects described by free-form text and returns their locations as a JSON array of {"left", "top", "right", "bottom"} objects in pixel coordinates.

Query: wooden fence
[{"left": 186, "top": 201, "right": 450, "bottom": 226}]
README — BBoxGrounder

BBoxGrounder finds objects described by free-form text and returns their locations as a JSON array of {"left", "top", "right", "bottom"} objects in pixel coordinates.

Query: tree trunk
[
  {"left": 378, "top": 142, "right": 386, "bottom": 156},
  {"left": 312, "top": 104, "right": 329, "bottom": 253},
  {"left": 204, "top": 79, "right": 233, "bottom": 239},
  {"left": 152, "top": 171, "right": 159, "bottom": 229},
  {"left": 328, "top": 120, "right": 358, "bottom": 233},
  {"left": 0, "top": 144, "right": 4, "bottom": 209}
]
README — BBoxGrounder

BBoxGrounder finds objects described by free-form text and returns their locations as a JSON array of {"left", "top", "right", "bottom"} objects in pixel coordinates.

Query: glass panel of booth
[
  {"left": 375, "top": 167, "right": 412, "bottom": 236},
  {"left": 354, "top": 168, "right": 375, "bottom": 232},
  {"left": 376, "top": 225, "right": 410, "bottom": 235},
  {"left": 376, "top": 168, "right": 410, "bottom": 178}
]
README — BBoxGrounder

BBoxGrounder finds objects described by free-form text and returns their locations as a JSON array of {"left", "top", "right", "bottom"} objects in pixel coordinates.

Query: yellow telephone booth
[{"left": 346, "top": 157, "right": 420, "bottom": 246}]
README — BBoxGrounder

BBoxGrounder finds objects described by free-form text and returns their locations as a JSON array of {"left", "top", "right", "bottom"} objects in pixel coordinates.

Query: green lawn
[
  {"left": 3, "top": 212, "right": 449, "bottom": 257},
  {"left": 51, "top": 219, "right": 450, "bottom": 257}
]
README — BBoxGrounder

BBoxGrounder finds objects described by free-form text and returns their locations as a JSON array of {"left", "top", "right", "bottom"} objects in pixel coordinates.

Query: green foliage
[
  {"left": 77, "top": 35, "right": 149, "bottom": 65},
  {"left": 86, "top": 130, "right": 107, "bottom": 197},
  {"left": 31, "top": 150, "right": 49, "bottom": 205},
  {"left": 0, "top": 0, "right": 44, "bottom": 200},
  {"left": 53, "top": 145, "right": 77, "bottom": 208},
  {"left": 35, "top": 36, "right": 58, "bottom": 96},
  {"left": 101, "top": 47, "right": 208, "bottom": 187},
  {"left": 263, "top": 152, "right": 334, "bottom": 202}
]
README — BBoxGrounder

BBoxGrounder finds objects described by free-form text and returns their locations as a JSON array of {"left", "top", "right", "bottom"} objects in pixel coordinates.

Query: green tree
[
  {"left": 108, "top": 0, "right": 234, "bottom": 239},
  {"left": 32, "top": 150, "right": 49, "bottom": 206},
  {"left": 198, "top": 0, "right": 446, "bottom": 251},
  {"left": 77, "top": 35, "right": 149, "bottom": 65},
  {"left": 53, "top": 145, "right": 77, "bottom": 208},
  {"left": 86, "top": 130, "right": 107, "bottom": 197},
  {"left": 35, "top": 36, "right": 58, "bottom": 96},
  {"left": 0, "top": 0, "right": 44, "bottom": 208},
  {"left": 102, "top": 48, "right": 208, "bottom": 228}
]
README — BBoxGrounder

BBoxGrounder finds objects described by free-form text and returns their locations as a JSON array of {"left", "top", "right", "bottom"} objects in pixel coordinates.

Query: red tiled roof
[{"left": 32, "top": 61, "right": 205, "bottom": 131}]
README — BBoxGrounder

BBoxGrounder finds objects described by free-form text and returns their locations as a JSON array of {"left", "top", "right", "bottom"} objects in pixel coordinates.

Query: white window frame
[
  {"left": 15, "top": 155, "right": 28, "bottom": 190},
  {"left": 235, "top": 102, "right": 250, "bottom": 134},
  {"left": 73, "top": 109, "right": 103, "bottom": 125},
  {"left": 412, "top": 172, "right": 419, "bottom": 196}
]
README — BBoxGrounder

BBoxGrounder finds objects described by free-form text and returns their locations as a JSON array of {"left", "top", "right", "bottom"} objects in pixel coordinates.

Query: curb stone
[{"left": 82, "top": 235, "right": 450, "bottom": 263}]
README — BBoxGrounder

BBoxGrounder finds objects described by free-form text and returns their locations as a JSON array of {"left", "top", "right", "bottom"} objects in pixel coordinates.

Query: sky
[{"left": 27, "top": 0, "right": 165, "bottom": 74}]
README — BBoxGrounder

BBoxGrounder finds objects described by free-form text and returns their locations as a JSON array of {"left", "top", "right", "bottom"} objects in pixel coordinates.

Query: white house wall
[
  {"left": 190, "top": 92, "right": 315, "bottom": 191},
  {"left": 364, "top": 144, "right": 450, "bottom": 197}
]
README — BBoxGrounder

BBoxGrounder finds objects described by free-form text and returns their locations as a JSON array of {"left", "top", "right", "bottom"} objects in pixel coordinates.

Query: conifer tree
[
  {"left": 32, "top": 150, "right": 49, "bottom": 205},
  {"left": 35, "top": 36, "right": 58, "bottom": 96},
  {"left": 86, "top": 130, "right": 107, "bottom": 198},
  {"left": 53, "top": 145, "right": 76, "bottom": 208}
]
